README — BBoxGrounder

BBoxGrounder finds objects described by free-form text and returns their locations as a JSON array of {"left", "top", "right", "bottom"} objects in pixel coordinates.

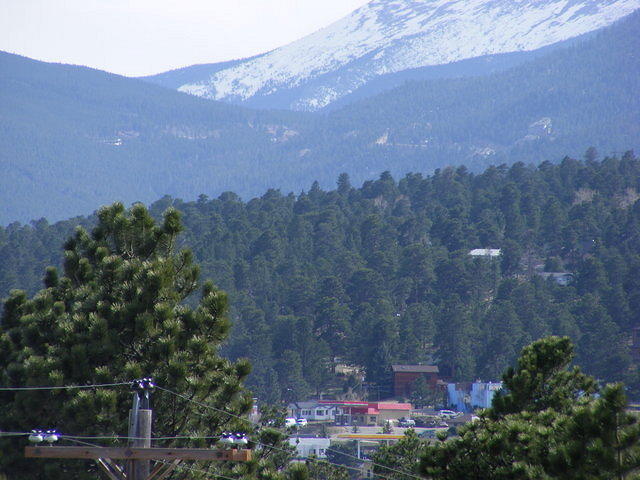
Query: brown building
[{"left": 392, "top": 364, "right": 439, "bottom": 397}]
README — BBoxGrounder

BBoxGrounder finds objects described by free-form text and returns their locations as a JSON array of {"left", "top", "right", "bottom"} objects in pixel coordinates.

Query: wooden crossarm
[{"left": 25, "top": 446, "right": 252, "bottom": 461}]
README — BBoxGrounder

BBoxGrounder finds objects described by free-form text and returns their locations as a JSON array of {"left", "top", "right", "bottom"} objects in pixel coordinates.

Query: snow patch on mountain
[{"left": 179, "top": 0, "right": 640, "bottom": 110}]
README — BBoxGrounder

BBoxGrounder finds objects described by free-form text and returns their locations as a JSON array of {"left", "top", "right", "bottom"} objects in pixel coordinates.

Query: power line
[
  {"left": 155, "top": 385, "right": 250, "bottom": 425},
  {"left": 67, "top": 435, "right": 362, "bottom": 480},
  {"left": 2, "top": 431, "right": 219, "bottom": 441},
  {"left": 253, "top": 439, "right": 395, "bottom": 480},
  {"left": 157, "top": 452, "right": 395, "bottom": 480},
  {"left": 62, "top": 434, "right": 222, "bottom": 441},
  {"left": 157, "top": 386, "right": 424, "bottom": 480},
  {"left": 154, "top": 458, "right": 245, "bottom": 480},
  {"left": 29, "top": 430, "right": 397, "bottom": 480},
  {"left": 0, "top": 381, "right": 132, "bottom": 391},
  {"left": 324, "top": 444, "right": 421, "bottom": 479},
  {"left": 22, "top": 427, "right": 408, "bottom": 480},
  {"left": 2, "top": 432, "right": 218, "bottom": 441},
  {"left": 64, "top": 437, "right": 103, "bottom": 448},
  {"left": 37, "top": 430, "right": 386, "bottom": 480},
  {"left": 7, "top": 383, "right": 423, "bottom": 479}
]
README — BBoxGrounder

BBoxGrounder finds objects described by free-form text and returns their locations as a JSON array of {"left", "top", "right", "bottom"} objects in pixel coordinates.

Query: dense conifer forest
[{"left": 2, "top": 152, "right": 639, "bottom": 402}]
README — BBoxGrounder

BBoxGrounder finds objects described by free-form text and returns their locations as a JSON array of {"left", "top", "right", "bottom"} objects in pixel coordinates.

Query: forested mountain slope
[
  {"left": 1, "top": 11, "right": 639, "bottom": 225},
  {"left": 0, "top": 52, "right": 309, "bottom": 223},
  {"left": 3, "top": 155, "right": 639, "bottom": 402},
  {"left": 326, "top": 9, "right": 640, "bottom": 167}
]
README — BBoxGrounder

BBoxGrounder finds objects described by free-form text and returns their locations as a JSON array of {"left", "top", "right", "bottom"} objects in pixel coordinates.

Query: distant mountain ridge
[
  {"left": 139, "top": 53, "right": 266, "bottom": 90},
  {"left": 168, "top": 0, "right": 640, "bottom": 110},
  {"left": 1, "top": 10, "right": 639, "bottom": 224},
  {"left": 0, "top": 51, "right": 308, "bottom": 223}
]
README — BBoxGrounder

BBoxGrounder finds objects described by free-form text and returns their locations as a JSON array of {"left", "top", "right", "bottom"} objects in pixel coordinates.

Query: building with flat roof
[
  {"left": 324, "top": 400, "right": 412, "bottom": 426},
  {"left": 469, "top": 248, "right": 501, "bottom": 257},
  {"left": 289, "top": 437, "right": 331, "bottom": 458},
  {"left": 447, "top": 381, "right": 503, "bottom": 412}
]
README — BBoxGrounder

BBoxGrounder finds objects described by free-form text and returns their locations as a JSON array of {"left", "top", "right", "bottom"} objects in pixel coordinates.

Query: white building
[
  {"left": 288, "top": 401, "right": 337, "bottom": 422},
  {"left": 289, "top": 437, "right": 331, "bottom": 458},
  {"left": 469, "top": 248, "right": 501, "bottom": 257}
]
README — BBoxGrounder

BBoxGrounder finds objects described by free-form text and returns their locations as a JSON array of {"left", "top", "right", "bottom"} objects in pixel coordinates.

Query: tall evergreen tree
[
  {"left": 420, "top": 337, "right": 640, "bottom": 480},
  {"left": 0, "top": 203, "right": 252, "bottom": 479}
]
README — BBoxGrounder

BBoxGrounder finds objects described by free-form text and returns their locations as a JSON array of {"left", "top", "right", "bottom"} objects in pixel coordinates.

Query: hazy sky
[{"left": 0, "top": 0, "right": 369, "bottom": 77}]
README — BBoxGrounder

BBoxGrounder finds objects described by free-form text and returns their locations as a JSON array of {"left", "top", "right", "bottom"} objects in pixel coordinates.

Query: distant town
[{"left": 272, "top": 363, "right": 501, "bottom": 469}]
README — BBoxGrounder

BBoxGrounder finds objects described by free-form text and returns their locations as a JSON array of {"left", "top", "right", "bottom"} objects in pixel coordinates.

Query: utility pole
[
  {"left": 128, "top": 378, "right": 154, "bottom": 480},
  {"left": 25, "top": 378, "right": 252, "bottom": 480}
]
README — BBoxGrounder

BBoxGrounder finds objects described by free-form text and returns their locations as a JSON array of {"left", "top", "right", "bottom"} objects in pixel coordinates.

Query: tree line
[
  {"left": 2, "top": 152, "right": 640, "bottom": 402},
  {"left": 1, "top": 203, "right": 638, "bottom": 479}
]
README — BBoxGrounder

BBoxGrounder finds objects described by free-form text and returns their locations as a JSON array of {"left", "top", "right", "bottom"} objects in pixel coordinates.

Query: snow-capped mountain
[{"left": 176, "top": 0, "right": 640, "bottom": 111}]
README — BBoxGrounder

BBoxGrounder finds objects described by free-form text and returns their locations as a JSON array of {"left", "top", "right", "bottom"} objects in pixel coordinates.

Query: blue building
[{"left": 447, "top": 381, "right": 502, "bottom": 412}]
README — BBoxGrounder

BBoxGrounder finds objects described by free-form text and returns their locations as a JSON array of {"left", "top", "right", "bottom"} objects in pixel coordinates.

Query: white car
[
  {"left": 296, "top": 418, "right": 308, "bottom": 427},
  {"left": 398, "top": 417, "right": 416, "bottom": 427},
  {"left": 437, "top": 410, "right": 459, "bottom": 419},
  {"left": 285, "top": 417, "right": 297, "bottom": 428}
]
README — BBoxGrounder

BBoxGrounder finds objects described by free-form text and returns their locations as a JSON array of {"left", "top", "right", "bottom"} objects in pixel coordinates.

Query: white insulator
[
  {"left": 44, "top": 431, "right": 59, "bottom": 443},
  {"left": 28, "top": 432, "right": 43, "bottom": 443},
  {"left": 234, "top": 434, "right": 248, "bottom": 446}
]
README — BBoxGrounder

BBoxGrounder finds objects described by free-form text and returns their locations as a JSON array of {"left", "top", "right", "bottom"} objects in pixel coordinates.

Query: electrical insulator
[
  {"left": 28, "top": 430, "right": 44, "bottom": 443},
  {"left": 218, "top": 432, "right": 234, "bottom": 446},
  {"left": 233, "top": 433, "right": 248, "bottom": 446},
  {"left": 44, "top": 430, "right": 59, "bottom": 444}
]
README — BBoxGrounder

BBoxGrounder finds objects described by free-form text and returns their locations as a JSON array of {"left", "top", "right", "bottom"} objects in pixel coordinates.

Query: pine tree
[
  {"left": 0, "top": 203, "right": 253, "bottom": 479},
  {"left": 490, "top": 336, "right": 596, "bottom": 418},
  {"left": 547, "top": 383, "right": 640, "bottom": 479},
  {"left": 373, "top": 430, "right": 425, "bottom": 480},
  {"left": 419, "top": 337, "right": 639, "bottom": 480}
]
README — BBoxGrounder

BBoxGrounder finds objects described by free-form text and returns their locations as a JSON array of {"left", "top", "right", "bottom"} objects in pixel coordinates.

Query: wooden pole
[{"left": 134, "top": 409, "right": 152, "bottom": 480}]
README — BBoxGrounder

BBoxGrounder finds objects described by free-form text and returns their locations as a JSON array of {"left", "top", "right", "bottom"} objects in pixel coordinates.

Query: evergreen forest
[{"left": 2, "top": 152, "right": 640, "bottom": 402}]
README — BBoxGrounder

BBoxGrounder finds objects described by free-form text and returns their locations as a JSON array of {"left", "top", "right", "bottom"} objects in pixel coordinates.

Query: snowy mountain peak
[{"left": 178, "top": 0, "right": 640, "bottom": 110}]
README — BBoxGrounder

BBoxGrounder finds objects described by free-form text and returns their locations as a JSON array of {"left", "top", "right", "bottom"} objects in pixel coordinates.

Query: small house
[
  {"left": 289, "top": 437, "right": 331, "bottom": 458},
  {"left": 288, "top": 401, "right": 337, "bottom": 422},
  {"left": 468, "top": 248, "right": 501, "bottom": 257}
]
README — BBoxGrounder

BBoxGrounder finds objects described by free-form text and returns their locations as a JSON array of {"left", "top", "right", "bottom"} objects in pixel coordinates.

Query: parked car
[
  {"left": 398, "top": 417, "right": 416, "bottom": 427},
  {"left": 285, "top": 417, "right": 297, "bottom": 428},
  {"left": 437, "top": 409, "right": 461, "bottom": 419},
  {"left": 296, "top": 418, "right": 308, "bottom": 427}
]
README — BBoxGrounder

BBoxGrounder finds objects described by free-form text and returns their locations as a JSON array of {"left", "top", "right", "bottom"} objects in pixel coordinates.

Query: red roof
[
  {"left": 333, "top": 401, "right": 412, "bottom": 414},
  {"left": 372, "top": 402, "right": 412, "bottom": 411}
]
